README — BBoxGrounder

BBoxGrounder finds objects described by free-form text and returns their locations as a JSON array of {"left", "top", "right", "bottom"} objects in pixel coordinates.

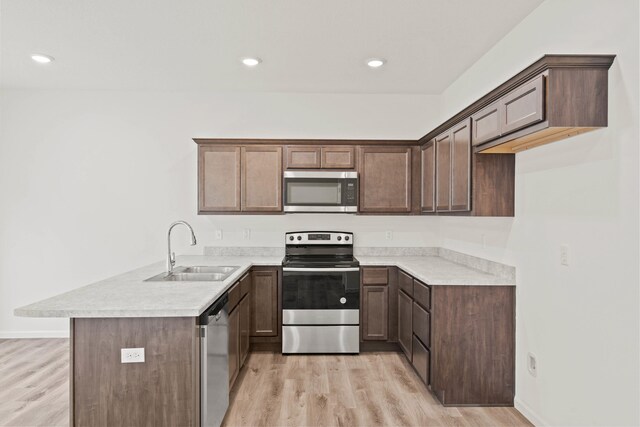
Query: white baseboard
[
  {"left": 514, "top": 397, "right": 548, "bottom": 427},
  {"left": 0, "top": 330, "right": 69, "bottom": 339}
]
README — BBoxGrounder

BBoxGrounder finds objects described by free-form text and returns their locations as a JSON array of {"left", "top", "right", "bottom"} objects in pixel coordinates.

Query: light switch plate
[
  {"left": 215, "top": 230, "right": 223, "bottom": 240},
  {"left": 121, "top": 348, "right": 145, "bottom": 363}
]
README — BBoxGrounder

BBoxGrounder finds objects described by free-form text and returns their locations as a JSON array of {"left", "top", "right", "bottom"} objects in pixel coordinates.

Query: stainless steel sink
[
  {"left": 176, "top": 266, "right": 238, "bottom": 274},
  {"left": 145, "top": 266, "right": 239, "bottom": 282}
]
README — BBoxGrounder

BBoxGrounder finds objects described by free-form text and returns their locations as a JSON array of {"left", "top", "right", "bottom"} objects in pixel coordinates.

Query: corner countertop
[
  {"left": 357, "top": 256, "right": 514, "bottom": 286},
  {"left": 14, "top": 253, "right": 514, "bottom": 319}
]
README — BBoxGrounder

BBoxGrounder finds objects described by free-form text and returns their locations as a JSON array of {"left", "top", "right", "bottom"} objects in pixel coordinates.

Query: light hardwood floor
[{"left": 0, "top": 339, "right": 531, "bottom": 427}]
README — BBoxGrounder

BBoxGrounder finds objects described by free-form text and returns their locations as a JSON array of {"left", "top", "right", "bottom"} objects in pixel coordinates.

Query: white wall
[
  {"left": 0, "top": 90, "right": 441, "bottom": 337},
  {"left": 439, "top": 0, "right": 639, "bottom": 425}
]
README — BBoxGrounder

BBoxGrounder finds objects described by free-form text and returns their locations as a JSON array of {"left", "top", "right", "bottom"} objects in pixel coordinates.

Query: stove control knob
[
  {"left": 289, "top": 236, "right": 294, "bottom": 241},
  {"left": 337, "top": 236, "right": 342, "bottom": 241},
  {"left": 297, "top": 235, "right": 302, "bottom": 241},
  {"left": 340, "top": 297, "right": 347, "bottom": 304},
  {"left": 345, "top": 235, "right": 350, "bottom": 241}
]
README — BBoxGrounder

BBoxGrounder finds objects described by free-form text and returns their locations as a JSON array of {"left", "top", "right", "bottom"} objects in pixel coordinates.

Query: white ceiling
[{"left": 0, "top": 0, "right": 543, "bottom": 93}]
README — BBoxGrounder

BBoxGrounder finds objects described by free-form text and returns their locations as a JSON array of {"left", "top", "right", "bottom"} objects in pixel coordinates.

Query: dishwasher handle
[{"left": 199, "top": 293, "right": 229, "bottom": 325}]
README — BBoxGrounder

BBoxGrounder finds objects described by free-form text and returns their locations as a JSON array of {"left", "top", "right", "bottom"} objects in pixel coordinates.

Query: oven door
[
  {"left": 283, "top": 171, "right": 357, "bottom": 212},
  {"left": 282, "top": 267, "right": 360, "bottom": 324}
]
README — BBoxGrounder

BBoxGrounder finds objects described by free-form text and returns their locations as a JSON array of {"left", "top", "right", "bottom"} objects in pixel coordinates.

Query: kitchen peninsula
[{"left": 16, "top": 247, "right": 515, "bottom": 426}]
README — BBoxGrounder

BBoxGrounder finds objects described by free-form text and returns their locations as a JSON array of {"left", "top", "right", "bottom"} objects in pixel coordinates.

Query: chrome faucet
[{"left": 166, "top": 221, "right": 197, "bottom": 274}]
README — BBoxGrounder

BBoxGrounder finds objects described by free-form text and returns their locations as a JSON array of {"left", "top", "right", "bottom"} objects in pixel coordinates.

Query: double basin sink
[{"left": 145, "top": 266, "right": 240, "bottom": 282}]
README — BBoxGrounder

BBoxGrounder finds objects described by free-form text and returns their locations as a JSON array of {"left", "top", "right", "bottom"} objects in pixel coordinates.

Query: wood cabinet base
[{"left": 70, "top": 317, "right": 199, "bottom": 427}]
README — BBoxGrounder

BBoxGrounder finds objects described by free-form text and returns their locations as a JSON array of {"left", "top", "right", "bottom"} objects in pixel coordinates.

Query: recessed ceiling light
[
  {"left": 366, "top": 58, "right": 386, "bottom": 68},
  {"left": 241, "top": 57, "right": 262, "bottom": 67},
  {"left": 31, "top": 53, "right": 55, "bottom": 64}
]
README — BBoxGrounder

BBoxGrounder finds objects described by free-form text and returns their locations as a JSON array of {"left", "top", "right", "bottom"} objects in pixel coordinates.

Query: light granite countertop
[
  {"left": 357, "top": 256, "right": 514, "bottom": 286},
  {"left": 14, "top": 255, "right": 282, "bottom": 319},
  {"left": 14, "top": 251, "right": 513, "bottom": 319}
]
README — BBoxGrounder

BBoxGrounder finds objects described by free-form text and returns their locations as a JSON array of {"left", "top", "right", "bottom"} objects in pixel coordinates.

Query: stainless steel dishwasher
[{"left": 199, "top": 293, "right": 229, "bottom": 427}]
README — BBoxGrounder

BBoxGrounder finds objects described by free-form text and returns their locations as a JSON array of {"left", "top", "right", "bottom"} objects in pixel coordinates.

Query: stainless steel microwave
[{"left": 283, "top": 171, "right": 358, "bottom": 213}]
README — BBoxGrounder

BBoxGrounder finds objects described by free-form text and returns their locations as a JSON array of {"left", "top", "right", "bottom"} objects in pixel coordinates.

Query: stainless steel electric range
[{"left": 281, "top": 231, "right": 360, "bottom": 354}]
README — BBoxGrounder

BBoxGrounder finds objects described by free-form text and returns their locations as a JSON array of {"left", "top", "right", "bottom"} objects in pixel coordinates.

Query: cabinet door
[
  {"left": 362, "top": 286, "right": 389, "bottom": 341},
  {"left": 471, "top": 101, "right": 501, "bottom": 146},
  {"left": 412, "top": 302, "right": 430, "bottom": 347},
  {"left": 250, "top": 268, "right": 278, "bottom": 337},
  {"left": 285, "top": 145, "right": 321, "bottom": 169},
  {"left": 412, "top": 335, "right": 430, "bottom": 385},
  {"left": 241, "top": 146, "right": 282, "bottom": 212},
  {"left": 450, "top": 119, "right": 471, "bottom": 212},
  {"left": 239, "top": 294, "right": 251, "bottom": 366},
  {"left": 359, "top": 146, "right": 412, "bottom": 213},
  {"left": 199, "top": 146, "right": 241, "bottom": 212},
  {"left": 228, "top": 306, "right": 240, "bottom": 388},
  {"left": 398, "top": 290, "right": 413, "bottom": 361},
  {"left": 421, "top": 141, "right": 436, "bottom": 213},
  {"left": 435, "top": 132, "right": 451, "bottom": 212},
  {"left": 501, "top": 74, "right": 545, "bottom": 134},
  {"left": 321, "top": 146, "right": 355, "bottom": 169}
]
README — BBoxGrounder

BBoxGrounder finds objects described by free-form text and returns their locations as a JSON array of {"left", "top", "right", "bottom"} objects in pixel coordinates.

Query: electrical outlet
[
  {"left": 385, "top": 231, "right": 393, "bottom": 240},
  {"left": 560, "top": 244, "right": 569, "bottom": 266},
  {"left": 215, "top": 230, "right": 223, "bottom": 240},
  {"left": 121, "top": 348, "right": 145, "bottom": 364},
  {"left": 243, "top": 229, "right": 251, "bottom": 240},
  {"left": 527, "top": 352, "right": 537, "bottom": 377}
]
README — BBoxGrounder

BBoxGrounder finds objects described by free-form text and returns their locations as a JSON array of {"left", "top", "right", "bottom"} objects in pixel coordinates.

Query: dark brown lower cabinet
[
  {"left": 228, "top": 305, "right": 240, "bottom": 387},
  {"left": 398, "top": 290, "right": 413, "bottom": 360},
  {"left": 239, "top": 292, "right": 251, "bottom": 366},
  {"left": 71, "top": 317, "right": 199, "bottom": 427},
  {"left": 430, "top": 285, "right": 515, "bottom": 406},
  {"left": 250, "top": 268, "right": 279, "bottom": 337},
  {"left": 393, "top": 268, "right": 515, "bottom": 407},
  {"left": 411, "top": 335, "right": 430, "bottom": 384},
  {"left": 361, "top": 285, "right": 388, "bottom": 340}
]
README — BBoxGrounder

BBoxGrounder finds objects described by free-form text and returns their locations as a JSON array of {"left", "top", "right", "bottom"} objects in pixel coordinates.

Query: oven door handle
[{"left": 282, "top": 267, "right": 360, "bottom": 272}]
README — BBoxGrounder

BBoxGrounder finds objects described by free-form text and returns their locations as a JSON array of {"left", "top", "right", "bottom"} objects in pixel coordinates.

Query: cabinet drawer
[
  {"left": 240, "top": 273, "right": 251, "bottom": 298},
  {"left": 321, "top": 146, "right": 355, "bottom": 169},
  {"left": 471, "top": 101, "right": 501, "bottom": 146},
  {"left": 285, "top": 145, "right": 321, "bottom": 169},
  {"left": 412, "top": 335, "right": 430, "bottom": 385},
  {"left": 362, "top": 267, "right": 388, "bottom": 286},
  {"left": 413, "top": 280, "right": 430, "bottom": 310},
  {"left": 501, "top": 74, "right": 545, "bottom": 134},
  {"left": 412, "top": 302, "right": 430, "bottom": 347},
  {"left": 398, "top": 270, "right": 413, "bottom": 297},
  {"left": 228, "top": 281, "right": 241, "bottom": 312}
]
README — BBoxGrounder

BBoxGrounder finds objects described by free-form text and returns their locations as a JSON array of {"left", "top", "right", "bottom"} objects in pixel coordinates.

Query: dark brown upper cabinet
[
  {"left": 434, "top": 133, "right": 451, "bottom": 212},
  {"left": 321, "top": 146, "right": 355, "bottom": 169},
  {"left": 285, "top": 145, "right": 355, "bottom": 169},
  {"left": 359, "top": 146, "right": 413, "bottom": 213},
  {"left": 471, "top": 74, "right": 545, "bottom": 147},
  {"left": 198, "top": 144, "right": 282, "bottom": 213},
  {"left": 199, "top": 146, "right": 242, "bottom": 212},
  {"left": 421, "top": 54, "right": 615, "bottom": 155},
  {"left": 450, "top": 119, "right": 471, "bottom": 211},
  {"left": 420, "top": 141, "right": 435, "bottom": 213},
  {"left": 241, "top": 146, "right": 282, "bottom": 212},
  {"left": 434, "top": 118, "right": 471, "bottom": 213},
  {"left": 285, "top": 145, "right": 321, "bottom": 169}
]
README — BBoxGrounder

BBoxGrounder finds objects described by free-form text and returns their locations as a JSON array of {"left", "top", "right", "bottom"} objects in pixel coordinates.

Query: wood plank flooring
[
  {"left": 0, "top": 339, "right": 69, "bottom": 427},
  {"left": 0, "top": 339, "right": 531, "bottom": 427},
  {"left": 225, "top": 351, "right": 532, "bottom": 427}
]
